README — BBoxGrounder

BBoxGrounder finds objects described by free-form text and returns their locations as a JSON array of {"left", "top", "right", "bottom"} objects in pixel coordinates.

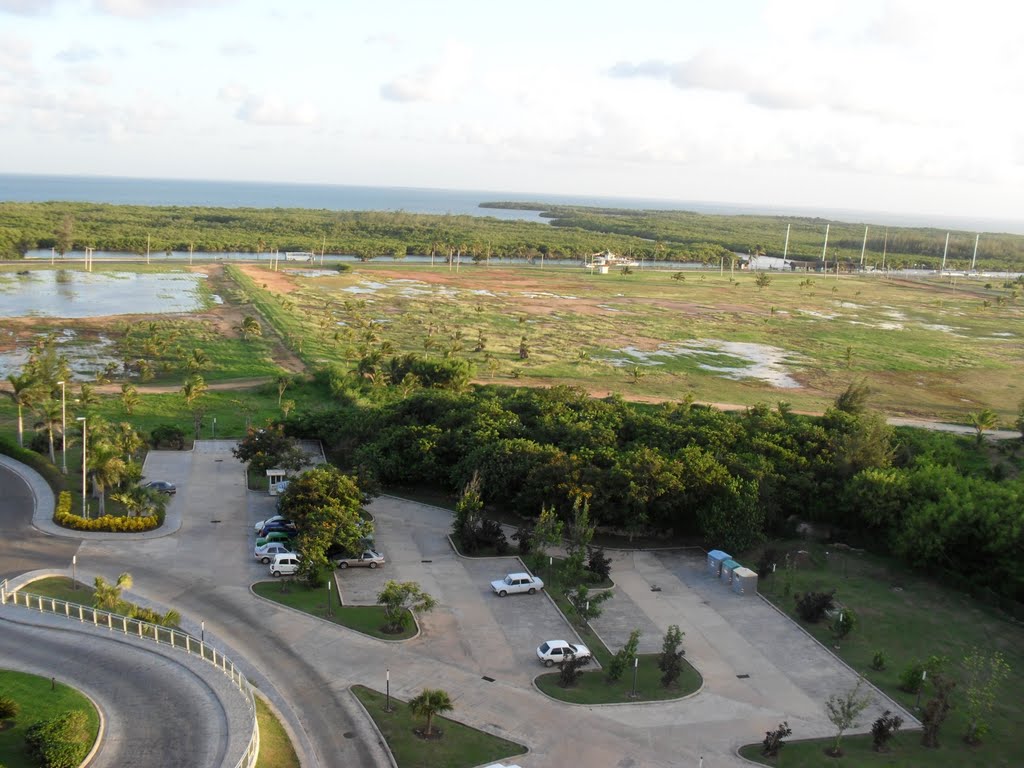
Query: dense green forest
[
  {"left": 287, "top": 378, "right": 1024, "bottom": 606},
  {"left": 3, "top": 200, "right": 1022, "bottom": 270}
]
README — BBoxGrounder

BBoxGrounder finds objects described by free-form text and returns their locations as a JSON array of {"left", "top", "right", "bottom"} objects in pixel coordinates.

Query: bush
[
  {"left": 794, "top": 590, "right": 835, "bottom": 622},
  {"left": 871, "top": 710, "right": 903, "bottom": 752},
  {"left": 0, "top": 436, "right": 63, "bottom": 494},
  {"left": 150, "top": 424, "right": 185, "bottom": 449},
  {"left": 762, "top": 721, "right": 792, "bottom": 757},
  {"left": 0, "top": 695, "right": 19, "bottom": 719},
  {"left": 586, "top": 548, "right": 612, "bottom": 582},
  {"left": 25, "top": 710, "right": 90, "bottom": 768},
  {"left": 871, "top": 650, "right": 887, "bottom": 671},
  {"left": 899, "top": 661, "right": 927, "bottom": 693},
  {"left": 557, "top": 652, "right": 590, "bottom": 688},
  {"left": 53, "top": 491, "right": 161, "bottom": 533},
  {"left": 831, "top": 607, "right": 857, "bottom": 639}
]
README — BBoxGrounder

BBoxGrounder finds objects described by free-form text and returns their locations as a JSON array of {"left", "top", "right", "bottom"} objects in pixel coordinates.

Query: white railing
[{"left": 2, "top": 586, "right": 259, "bottom": 768}]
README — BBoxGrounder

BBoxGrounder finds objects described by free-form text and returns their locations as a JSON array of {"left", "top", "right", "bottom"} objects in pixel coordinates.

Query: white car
[
  {"left": 269, "top": 553, "right": 301, "bottom": 577},
  {"left": 253, "top": 514, "right": 291, "bottom": 533},
  {"left": 254, "top": 542, "right": 293, "bottom": 564},
  {"left": 536, "top": 640, "right": 592, "bottom": 667},
  {"left": 491, "top": 573, "right": 544, "bottom": 597}
]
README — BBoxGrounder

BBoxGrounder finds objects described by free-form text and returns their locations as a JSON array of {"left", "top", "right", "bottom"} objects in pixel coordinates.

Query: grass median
[
  {"left": 254, "top": 694, "right": 300, "bottom": 768},
  {"left": 351, "top": 685, "right": 526, "bottom": 768},
  {"left": 252, "top": 580, "right": 416, "bottom": 640},
  {"left": 0, "top": 670, "right": 101, "bottom": 768}
]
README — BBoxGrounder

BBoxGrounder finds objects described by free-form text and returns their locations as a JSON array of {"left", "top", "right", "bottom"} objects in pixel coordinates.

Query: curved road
[
  {"left": 0, "top": 464, "right": 78, "bottom": 581},
  {"left": 0, "top": 613, "right": 229, "bottom": 768}
]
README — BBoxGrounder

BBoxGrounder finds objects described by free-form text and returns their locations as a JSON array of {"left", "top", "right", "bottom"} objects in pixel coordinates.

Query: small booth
[
  {"left": 707, "top": 550, "right": 731, "bottom": 578},
  {"left": 720, "top": 558, "right": 741, "bottom": 585},
  {"left": 266, "top": 469, "right": 287, "bottom": 495},
  {"left": 732, "top": 566, "right": 758, "bottom": 596}
]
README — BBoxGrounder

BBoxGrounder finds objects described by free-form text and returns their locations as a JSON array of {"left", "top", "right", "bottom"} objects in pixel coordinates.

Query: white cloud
[
  {"left": 0, "top": 35, "right": 35, "bottom": 79},
  {"left": 68, "top": 65, "right": 112, "bottom": 86},
  {"left": 93, "top": 0, "right": 233, "bottom": 19},
  {"left": 57, "top": 44, "right": 101, "bottom": 63},
  {"left": 221, "top": 41, "right": 256, "bottom": 57},
  {"left": 0, "top": 0, "right": 58, "bottom": 15},
  {"left": 219, "top": 83, "right": 318, "bottom": 126},
  {"left": 380, "top": 42, "right": 472, "bottom": 103}
]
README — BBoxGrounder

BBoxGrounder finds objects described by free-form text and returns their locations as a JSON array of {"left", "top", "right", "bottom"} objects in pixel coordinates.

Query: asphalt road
[
  {"left": 0, "top": 612, "right": 230, "bottom": 768},
  {"left": 0, "top": 463, "right": 79, "bottom": 580}
]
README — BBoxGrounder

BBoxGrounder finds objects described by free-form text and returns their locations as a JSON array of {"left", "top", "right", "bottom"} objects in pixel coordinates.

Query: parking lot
[{"left": 112, "top": 444, "right": 917, "bottom": 767}]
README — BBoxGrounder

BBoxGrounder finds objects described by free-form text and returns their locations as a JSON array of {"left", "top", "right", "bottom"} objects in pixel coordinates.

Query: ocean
[{"left": 2, "top": 174, "right": 1023, "bottom": 235}]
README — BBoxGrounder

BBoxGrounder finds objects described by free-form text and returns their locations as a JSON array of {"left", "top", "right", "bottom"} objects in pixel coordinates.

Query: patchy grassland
[{"left": 232, "top": 262, "right": 1023, "bottom": 422}]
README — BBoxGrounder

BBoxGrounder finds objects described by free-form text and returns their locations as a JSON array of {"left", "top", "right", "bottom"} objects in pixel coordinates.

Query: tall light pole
[
  {"left": 76, "top": 417, "right": 87, "bottom": 519},
  {"left": 57, "top": 380, "right": 67, "bottom": 474}
]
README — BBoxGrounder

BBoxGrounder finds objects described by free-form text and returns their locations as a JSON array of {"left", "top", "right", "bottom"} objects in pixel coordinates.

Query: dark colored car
[
  {"left": 259, "top": 521, "right": 297, "bottom": 537},
  {"left": 143, "top": 480, "right": 176, "bottom": 495}
]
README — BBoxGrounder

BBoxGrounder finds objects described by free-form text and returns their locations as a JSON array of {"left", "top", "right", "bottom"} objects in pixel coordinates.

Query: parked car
[
  {"left": 258, "top": 521, "right": 297, "bottom": 537},
  {"left": 536, "top": 640, "right": 592, "bottom": 667},
  {"left": 333, "top": 550, "right": 385, "bottom": 569},
  {"left": 254, "top": 514, "right": 291, "bottom": 533},
  {"left": 256, "top": 531, "right": 295, "bottom": 548},
  {"left": 142, "top": 480, "right": 176, "bottom": 495},
  {"left": 491, "top": 573, "right": 544, "bottom": 597},
  {"left": 269, "top": 553, "right": 301, "bottom": 577},
  {"left": 254, "top": 542, "right": 294, "bottom": 563}
]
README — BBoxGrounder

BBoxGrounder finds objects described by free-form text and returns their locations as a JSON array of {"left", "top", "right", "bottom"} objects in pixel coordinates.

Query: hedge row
[
  {"left": 0, "top": 436, "right": 63, "bottom": 495},
  {"left": 53, "top": 491, "right": 162, "bottom": 533}
]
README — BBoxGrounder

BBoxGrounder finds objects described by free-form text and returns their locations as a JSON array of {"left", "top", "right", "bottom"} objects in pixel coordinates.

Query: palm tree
[
  {"left": 408, "top": 688, "right": 453, "bottom": 738},
  {"left": 88, "top": 442, "right": 127, "bottom": 517},
  {"left": 5, "top": 372, "right": 39, "bottom": 447},
  {"left": 186, "top": 348, "right": 210, "bottom": 373},
  {"left": 121, "top": 383, "right": 140, "bottom": 414},
  {"left": 33, "top": 398, "right": 63, "bottom": 463},
  {"left": 181, "top": 375, "right": 207, "bottom": 409},
  {"left": 79, "top": 382, "right": 99, "bottom": 407},
  {"left": 239, "top": 316, "right": 262, "bottom": 341},
  {"left": 969, "top": 408, "right": 999, "bottom": 445},
  {"left": 93, "top": 572, "right": 133, "bottom": 612},
  {"left": 114, "top": 422, "right": 144, "bottom": 463}
]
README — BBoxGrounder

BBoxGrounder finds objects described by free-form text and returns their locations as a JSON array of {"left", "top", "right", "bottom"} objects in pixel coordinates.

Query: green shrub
[
  {"left": 794, "top": 590, "right": 835, "bottom": 622},
  {"left": 0, "top": 436, "right": 62, "bottom": 494},
  {"left": 25, "top": 710, "right": 90, "bottom": 768},
  {"left": 0, "top": 694, "right": 19, "bottom": 719},
  {"left": 871, "top": 649, "right": 887, "bottom": 671},
  {"left": 53, "top": 491, "right": 161, "bottom": 533}
]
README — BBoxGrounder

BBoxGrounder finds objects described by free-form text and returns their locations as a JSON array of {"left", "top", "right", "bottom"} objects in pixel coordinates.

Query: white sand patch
[
  {"left": 991, "top": 332, "right": 1016, "bottom": 337},
  {"left": 602, "top": 339, "right": 804, "bottom": 388},
  {"left": 521, "top": 291, "right": 579, "bottom": 300},
  {"left": 797, "top": 309, "right": 839, "bottom": 319}
]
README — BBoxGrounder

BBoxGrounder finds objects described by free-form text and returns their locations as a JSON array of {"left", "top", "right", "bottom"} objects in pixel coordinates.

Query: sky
[{"left": 1, "top": 0, "right": 1023, "bottom": 222}]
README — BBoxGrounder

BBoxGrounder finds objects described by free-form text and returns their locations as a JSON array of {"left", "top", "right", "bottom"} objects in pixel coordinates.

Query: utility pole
[
  {"left": 821, "top": 223, "right": 830, "bottom": 265},
  {"left": 860, "top": 225, "right": 868, "bottom": 268},
  {"left": 971, "top": 234, "right": 979, "bottom": 272},
  {"left": 782, "top": 223, "right": 790, "bottom": 262},
  {"left": 940, "top": 232, "right": 950, "bottom": 273}
]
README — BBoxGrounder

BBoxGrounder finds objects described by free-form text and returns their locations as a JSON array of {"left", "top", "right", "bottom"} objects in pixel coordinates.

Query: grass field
[
  {"left": 255, "top": 694, "right": 300, "bottom": 768},
  {"left": 0, "top": 669, "right": 101, "bottom": 768},
  {"left": 350, "top": 684, "right": 527, "bottom": 768},
  {"left": 229, "top": 262, "right": 1024, "bottom": 422},
  {"left": 251, "top": 580, "right": 416, "bottom": 640},
  {"left": 4, "top": 262, "right": 1023, "bottom": 431},
  {"left": 742, "top": 541, "right": 1024, "bottom": 767}
]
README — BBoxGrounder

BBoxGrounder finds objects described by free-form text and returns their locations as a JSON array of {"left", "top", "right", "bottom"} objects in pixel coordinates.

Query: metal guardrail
[{"left": 1, "top": 582, "right": 260, "bottom": 768}]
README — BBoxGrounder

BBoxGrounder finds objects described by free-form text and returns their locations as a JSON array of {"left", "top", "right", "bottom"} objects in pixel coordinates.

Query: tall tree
[
  {"left": 181, "top": 374, "right": 207, "bottom": 408},
  {"left": 93, "top": 572, "right": 132, "bottom": 612},
  {"left": 33, "top": 398, "right": 63, "bottom": 463},
  {"left": 88, "top": 442, "right": 128, "bottom": 517},
  {"left": 5, "top": 372, "right": 39, "bottom": 447}
]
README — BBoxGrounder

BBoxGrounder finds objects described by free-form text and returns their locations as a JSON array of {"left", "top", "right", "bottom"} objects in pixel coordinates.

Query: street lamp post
[
  {"left": 201, "top": 620, "right": 205, "bottom": 644},
  {"left": 76, "top": 417, "right": 87, "bottom": 519},
  {"left": 57, "top": 380, "right": 67, "bottom": 475},
  {"left": 630, "top": 656, "right": 639, "bottom": 699},
  {"left": 72, "top": 555, "right": 77, "bottom": 590},
  {"left": 385, "top": 668, "right": 392, "bottom": 713}
]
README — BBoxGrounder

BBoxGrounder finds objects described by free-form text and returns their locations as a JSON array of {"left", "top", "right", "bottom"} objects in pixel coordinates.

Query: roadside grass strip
[{"left": 351, "top": 685, "right": 527, "bottom": 768}]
